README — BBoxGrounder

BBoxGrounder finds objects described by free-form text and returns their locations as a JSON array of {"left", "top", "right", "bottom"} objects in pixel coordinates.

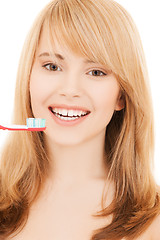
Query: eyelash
[
  {"left": 88, "top": 70, "right": 107, "bottom": 77},
  {"left": 42, "top": 63, "right": 107, "bottom": 77},
  {"left": 42, "top": 63, "right": 61, "bottom": 71}
]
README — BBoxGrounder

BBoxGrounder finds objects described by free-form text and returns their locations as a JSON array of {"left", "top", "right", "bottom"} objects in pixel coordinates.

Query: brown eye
[
  {"left": 43, "top": 63, "right": 61, "bottom": 71},
  {"left": 88, "top": 70, "right": 106, "bottom": 76}
]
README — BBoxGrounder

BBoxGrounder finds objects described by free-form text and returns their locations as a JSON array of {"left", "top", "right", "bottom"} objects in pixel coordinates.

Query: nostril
[
  {"left": 59, "top": 93, "right": 80, "bottom": 98},
  {"left": 58, "top": 85, "right": 81, "bottom": 98}
]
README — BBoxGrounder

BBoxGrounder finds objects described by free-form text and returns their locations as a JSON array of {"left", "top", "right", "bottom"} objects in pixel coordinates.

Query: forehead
[
  {"left": 37, "top": 24, "right": 114, "bottom": 72},
  {"left": 37, "top": 26, "right": 75, "bottom": 54},
  {"left": 37, "top": 26, "right": 97, "bottom": 63}
]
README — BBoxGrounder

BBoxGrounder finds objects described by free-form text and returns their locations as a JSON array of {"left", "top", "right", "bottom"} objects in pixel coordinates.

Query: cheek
[
  {"left": 30, "top": 70, "right": 48, "bottom": 100},
  {"left": 90, "top": 81, "right": 120, "bottom": 126},
  {"left": 30, "top": 63, "right": 57, "bottom": 101},
  {"left": 29, "top": 70, "right": 51, "bottom": 116},
  {"left": 92, "top": 82, "right": 120, "bottom": 111}
]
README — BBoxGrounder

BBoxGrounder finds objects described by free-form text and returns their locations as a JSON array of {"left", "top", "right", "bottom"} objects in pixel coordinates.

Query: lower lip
[{"left": 49, "top": 111, "right": 90, "bottom": 126}]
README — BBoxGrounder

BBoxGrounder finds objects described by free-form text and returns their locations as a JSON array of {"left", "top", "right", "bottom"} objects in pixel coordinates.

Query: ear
[{"left": 115, "top": 92, "right": 125, "bottom": 111}]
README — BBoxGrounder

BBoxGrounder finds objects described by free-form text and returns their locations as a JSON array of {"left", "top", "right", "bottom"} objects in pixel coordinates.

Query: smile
[{"left": 48, "top": 106, "right": 91, "bottom": 126}]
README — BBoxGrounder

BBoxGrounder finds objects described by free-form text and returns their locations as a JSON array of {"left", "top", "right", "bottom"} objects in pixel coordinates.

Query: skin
[
  {"left": 9, "top": 28, "right": 160, "bottom": 239},
  {"left": 29, "top": 27, "right": 124, "bottom": 184}
]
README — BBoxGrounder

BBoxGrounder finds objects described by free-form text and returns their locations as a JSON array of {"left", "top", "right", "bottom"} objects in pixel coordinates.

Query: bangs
[
  {"left": 43, "top": 0, "right": 116, "bottom": 72},
  {"left": 37, "top": 0, "right": 145, "bottom": 102}
]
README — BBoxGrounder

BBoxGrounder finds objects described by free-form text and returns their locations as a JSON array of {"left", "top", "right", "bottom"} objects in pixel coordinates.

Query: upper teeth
[{"left": 52, "top": 108, "right": 88, "bottom": 117}]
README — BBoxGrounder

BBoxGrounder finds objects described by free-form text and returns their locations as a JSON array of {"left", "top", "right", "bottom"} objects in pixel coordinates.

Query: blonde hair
[{"left": 0, "top": 0, "right": 160, "bottom": 239}]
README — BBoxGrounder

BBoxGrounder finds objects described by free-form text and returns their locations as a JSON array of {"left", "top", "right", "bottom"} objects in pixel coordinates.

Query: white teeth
[
  {"left": 77, "top": 111, "right": 82, "bottom": 116},
  {"left": 61, "top": 109, "right": 68, "bottom": 116},
  {"left": 68, "top": 110, "right": 74, "bottom": 117},
  {"left": 54, "top": 108, "right": 58, "bottom": 113},
  {"left": 52, "top": 108, "right": 88, "bottom": 117},
  {"left": 58, "top": 109, "right": 63, "bottom": 115},
  {"left": 55, "top": 113, "right": 79, "bottom": 121}
]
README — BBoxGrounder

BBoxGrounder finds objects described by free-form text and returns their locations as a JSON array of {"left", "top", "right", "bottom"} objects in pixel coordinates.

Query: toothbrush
[{"left": 0, "top": 118, "right": 46, "bottom": 131}]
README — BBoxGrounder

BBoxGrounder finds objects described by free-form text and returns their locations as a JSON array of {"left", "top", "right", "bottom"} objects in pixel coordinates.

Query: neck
[{"left": 45, "top": 132, "right": 107, "bottom": 185}]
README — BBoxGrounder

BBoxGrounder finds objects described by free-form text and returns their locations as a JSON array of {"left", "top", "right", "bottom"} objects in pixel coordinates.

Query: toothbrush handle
[
  {"left": 27, "top": 127, "right": 46, "bottom": 131},
  {"left": 0, "top": 125, "right": 6, "bottom": 130},
  {"left": 0, "top": 125, "right": 46, "bottom": 131}
]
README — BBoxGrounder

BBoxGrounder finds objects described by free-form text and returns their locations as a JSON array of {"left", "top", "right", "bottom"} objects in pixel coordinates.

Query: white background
[{"left": 0, "top": 0, "right": 159, "bottom": 184}]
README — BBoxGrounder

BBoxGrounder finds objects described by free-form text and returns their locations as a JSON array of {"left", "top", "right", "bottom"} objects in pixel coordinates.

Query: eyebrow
[
  {"left": 38, "top": 52, "right": 95, "bottom": 63},
  {"left": 38, "top": 52, "right": 65, "bottom": 60}
]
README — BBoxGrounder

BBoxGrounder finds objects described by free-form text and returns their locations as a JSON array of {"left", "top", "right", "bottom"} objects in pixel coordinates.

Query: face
[{"left": 29, "top": 28, "right": 123, "bottom": 146}]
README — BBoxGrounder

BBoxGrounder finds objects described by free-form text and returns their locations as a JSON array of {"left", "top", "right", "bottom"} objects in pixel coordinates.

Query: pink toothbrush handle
[
  {"left": 26, "top": 127, "right": 46, "bottom": 131},
  {"left": 0, "top": 125, "right": 6, "bottom": 130}
]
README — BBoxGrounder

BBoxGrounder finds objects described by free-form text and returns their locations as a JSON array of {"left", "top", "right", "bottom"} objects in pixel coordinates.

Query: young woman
[{"left": 0, "top": 0, "right": 160, "bottom": 239}]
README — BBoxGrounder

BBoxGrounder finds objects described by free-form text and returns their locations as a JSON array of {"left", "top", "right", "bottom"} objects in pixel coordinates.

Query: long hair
[{"left": 0, "top": 0, "right": 159, "bottom": 239}]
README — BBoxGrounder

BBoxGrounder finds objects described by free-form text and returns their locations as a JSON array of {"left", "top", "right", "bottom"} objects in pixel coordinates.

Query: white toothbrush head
[{"left": 26, "top": 118, "right": 46, "bottom": 128}]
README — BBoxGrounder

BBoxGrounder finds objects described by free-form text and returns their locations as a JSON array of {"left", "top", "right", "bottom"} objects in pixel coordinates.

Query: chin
[{"left": 45, "top": 130, "right": 86, "bottom": 147}]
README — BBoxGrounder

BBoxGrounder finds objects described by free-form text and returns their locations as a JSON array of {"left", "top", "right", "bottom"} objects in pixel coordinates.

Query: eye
[
  {"left": 42, "top": 63, "right": 61, "bottom": 71},
  {"left": 87, "top": 70, "right": 107, "bottom": 77}
]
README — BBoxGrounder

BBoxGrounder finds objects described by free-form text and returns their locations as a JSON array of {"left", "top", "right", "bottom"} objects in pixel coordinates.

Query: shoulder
[{"left": 148, "top": 214, "right": 160, "bottom": 240}]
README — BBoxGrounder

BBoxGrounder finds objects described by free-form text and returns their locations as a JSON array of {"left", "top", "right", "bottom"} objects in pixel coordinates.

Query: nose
[{"left": 57, "top": 72, "right": 82, "bottom": 99}]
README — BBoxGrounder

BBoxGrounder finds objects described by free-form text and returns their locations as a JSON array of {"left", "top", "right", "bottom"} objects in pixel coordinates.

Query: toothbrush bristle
[{"left": 27, "top": 118, "right": 46, "bottom": 128}]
